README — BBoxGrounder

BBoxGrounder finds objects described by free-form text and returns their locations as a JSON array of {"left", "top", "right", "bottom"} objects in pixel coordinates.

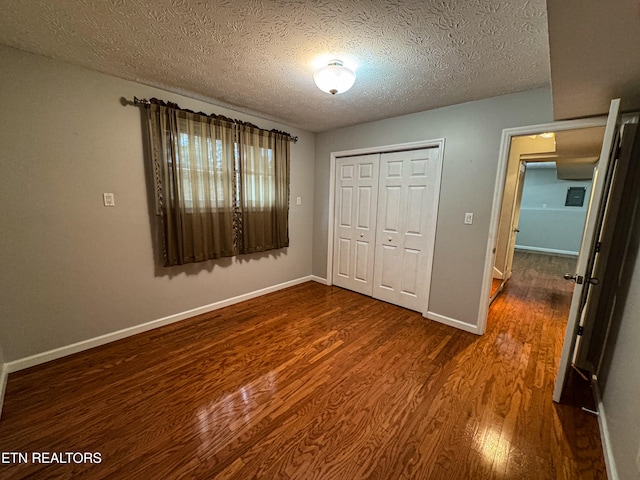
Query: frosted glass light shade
[{"left": 313, "top": 60, "right": 356, "bottom": 95}]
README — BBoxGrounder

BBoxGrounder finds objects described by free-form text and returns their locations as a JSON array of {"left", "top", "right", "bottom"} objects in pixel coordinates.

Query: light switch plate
[
  {"left": 103, "top": 193, "right": 115, "bottom": 207},
  {"left": 464, "top": 212, "right": 474, "bottom": 225}
]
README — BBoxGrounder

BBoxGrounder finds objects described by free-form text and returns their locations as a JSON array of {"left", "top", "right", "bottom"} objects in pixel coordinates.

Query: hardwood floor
[
  {"left": 490, "top": 278, "right": 504, "bottom": 303},
  {"left": 0, "top": 252, "right": 606, "bottom": 479}
]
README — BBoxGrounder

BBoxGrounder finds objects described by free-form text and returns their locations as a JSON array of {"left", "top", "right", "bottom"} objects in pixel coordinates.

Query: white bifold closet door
[
  {"left": 332, "top": 147, "right": 441, "bottom": 313},
  {"left": 332, "top": 154, "right": 380, "bottom": 296},
  {"left": 373, "top": 149, "right": 440, "bottom": 311}
]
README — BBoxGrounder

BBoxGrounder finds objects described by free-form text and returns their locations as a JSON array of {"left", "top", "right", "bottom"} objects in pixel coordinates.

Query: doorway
[
  {"left": 489, "top": 128, "right": 604, "bottom": 304},
  {"left": 478, "top": 117, "right": 608, "bottom": 334}
]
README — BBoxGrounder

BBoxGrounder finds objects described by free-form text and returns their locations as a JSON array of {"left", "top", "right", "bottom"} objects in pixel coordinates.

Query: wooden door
[
  {"left": 332, "top": 154, "right": 380, "bottom": 296},
  {"left": 372, "top": 148, "right": 441, "bottom": 312}
]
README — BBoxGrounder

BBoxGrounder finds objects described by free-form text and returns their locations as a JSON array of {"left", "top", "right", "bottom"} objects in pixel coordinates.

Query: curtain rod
[{"left": 128, "top": 96, "right": 298, "bottom": 143}]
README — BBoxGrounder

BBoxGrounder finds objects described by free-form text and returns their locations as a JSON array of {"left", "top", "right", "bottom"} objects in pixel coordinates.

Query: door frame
[
  {"left": 477, "top": 118, "right": 607, "bottom": 335},
  {"left": 326, "top": 139, "right": 445, "bottom": 314},
  {"left": 503, "top": 159, "right": 527, "bottom": 282}
]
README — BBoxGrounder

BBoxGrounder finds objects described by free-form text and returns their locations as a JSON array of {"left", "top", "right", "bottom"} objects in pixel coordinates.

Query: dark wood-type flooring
[
  {"left": 0, "top": 252, "right": 606, "bottom": 479},
  {"left": 490, "top": 278, "right": 504, "bottom": 303}
]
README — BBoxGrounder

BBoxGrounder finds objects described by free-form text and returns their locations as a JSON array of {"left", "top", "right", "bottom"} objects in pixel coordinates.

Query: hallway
[{"left": 487, "top": 250, "right": 605, "bottom": 478}]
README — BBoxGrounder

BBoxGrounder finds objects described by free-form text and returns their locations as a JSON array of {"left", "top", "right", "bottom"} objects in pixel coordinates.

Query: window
[
  {"left": 172, "top": 134, "right": 229, "bottom": 210},
  {"left": 238, "top": 146, "right": 275, "bottom": 208},
  {"left": 146, "top": 101, "right": 292, "bottom": 266}
]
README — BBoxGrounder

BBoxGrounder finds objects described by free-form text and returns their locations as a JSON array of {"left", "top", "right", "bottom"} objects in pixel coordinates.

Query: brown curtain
[
  {"left": 147, "top": 104, "right": 236, "bottom": 266},
  {"left": 146, "top": 103, "right": 291, "bottom": 266},
  {"left": 236, "top": 126, "right": 290, "bottom": 254}
]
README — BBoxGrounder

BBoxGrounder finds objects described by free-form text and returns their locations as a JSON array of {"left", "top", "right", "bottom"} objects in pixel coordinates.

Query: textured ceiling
[{"left": 0, "top": 0, "right": 551, "bottom": 132}]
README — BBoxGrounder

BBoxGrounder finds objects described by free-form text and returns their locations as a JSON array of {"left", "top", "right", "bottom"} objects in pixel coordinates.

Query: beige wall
[
  {"left": 313, "top": 89, "right": 553, "bottom": 329},
  {"left": 0, "top": 46, "right": 315, "bottom": 362}
]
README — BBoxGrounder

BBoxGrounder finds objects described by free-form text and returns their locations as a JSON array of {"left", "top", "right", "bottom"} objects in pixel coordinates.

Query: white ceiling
[{"left": 0, "top": 0, "right": 551, "bottom": 132}]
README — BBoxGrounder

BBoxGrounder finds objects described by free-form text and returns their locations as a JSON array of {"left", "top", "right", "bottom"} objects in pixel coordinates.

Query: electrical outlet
[
  {"left": 464, "top": 212, "right": 474, "bottom": 225},
  {"left": 296, "top": 196, "right": 302, "bottom": 206},
  {"left": 103, "top": 193, "right": 115, "bottom": 207}
]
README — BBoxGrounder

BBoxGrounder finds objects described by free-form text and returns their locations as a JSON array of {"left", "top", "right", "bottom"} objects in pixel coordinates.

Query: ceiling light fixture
[{"left": 313, "top": 59, "right": 356, "bottom": 95}]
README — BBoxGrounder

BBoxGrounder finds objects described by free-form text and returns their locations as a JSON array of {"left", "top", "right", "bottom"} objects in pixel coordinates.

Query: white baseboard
[
  {"left": 310, "top": 275, "right": 329, "bottom": 285},
  {"left": 0, "top": 363, "right": 7, "bottom": 420},
  {"left": 514, "top": 245, "right": 579, "bottom": 257},
  {"left": 5, "top": 276, "right": 316, "bottom": 374},
  {"left": 424, "top": 311, "right": 481, "bottom": 335},
  {"left": 592, "top": 375, "right": 619, "bottom": 480}
]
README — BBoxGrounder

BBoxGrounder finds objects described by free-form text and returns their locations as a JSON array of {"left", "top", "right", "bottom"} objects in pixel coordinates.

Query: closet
[{"left": 332, "top": 146, "right": 442, "bottom": 313}]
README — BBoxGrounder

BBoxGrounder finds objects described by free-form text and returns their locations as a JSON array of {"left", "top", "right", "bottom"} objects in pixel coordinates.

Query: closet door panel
[
  {"left": 378, "top": 244, "right": 398, "bottom": 290},
  {"left": 373, "top": 147, "right": 440, "bottom": 312},
  {"left": 336, "top": 238, "right": 351, "bottom": 278},
  {"left": 332, "top": 154, "right": 380, "bottom": 296}
]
